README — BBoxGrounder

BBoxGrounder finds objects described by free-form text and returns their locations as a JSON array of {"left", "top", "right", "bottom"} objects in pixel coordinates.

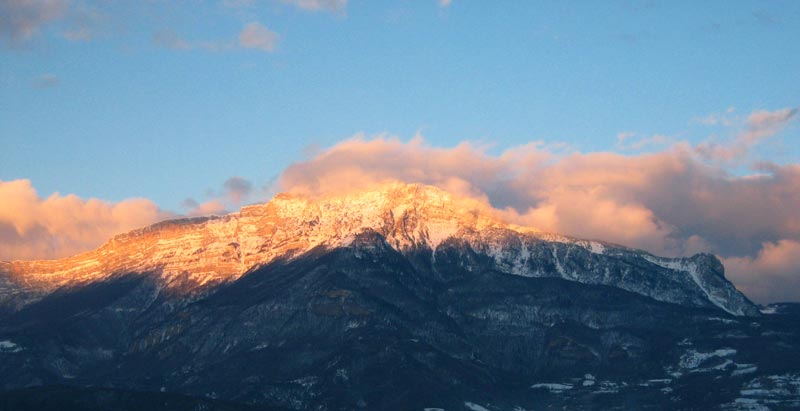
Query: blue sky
[
  {"left": 3, "top": 1, "right": 800, "bottom": 301},
  {"left": 2, "top": 0, "right": 799, "bottom": 211}
]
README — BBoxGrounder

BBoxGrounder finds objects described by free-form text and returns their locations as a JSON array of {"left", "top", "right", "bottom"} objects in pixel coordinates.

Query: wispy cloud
[
  {"left": 439, "top": 0, "right": 452, "bottom": 8},
  {"left": 279, "top": 0, "right": 347, "bottom": 14},
  {"left": 616, "top": 131, "right": 635, "bottom": 144},
  {"left": 238, "top": 22, "right": 278, "bottom": 52},
  {"left": 61, "top": 4, "right": 105, "bottom": 42},
  {"left": 0, "top": 0, "right": 68, "bottom": 47},
  {"left": 32, "top": 73, "right": 59, "bottom": 88},
  {"left": 692, "top": 107, "right": 736, "bottom": 127},
  {"left": 223, "top": 176, "right": 253, "bottom": 204},
  {"left": 615, "top": 132, "right": 672, "bottom": 151},
  {"left": 153, "top": 22, "right": 278, "bottom": 53},
  {"left": 753, "top": 9, "right": 778, "bottom": 26},
  {"left": 153, "top": 30, "right": 193, "bottom": 50},
  {"left": 695, "top": 107, "right": 798, "bottom": 162},
  {"left": 221, "top": 0, "right": 257, "bottom": 7},
  {"left": 182, "top": 176, "right": 256, "bottom": 216},
  {"left": 63, "top": 26, "right": 92, "bottom": 41},
  {"left": 744, "top": 108, "right": 798, "bottom": 141}
]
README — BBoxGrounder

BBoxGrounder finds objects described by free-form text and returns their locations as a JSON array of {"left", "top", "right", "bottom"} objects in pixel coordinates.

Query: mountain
[
  {"left": 0, "top": 183, "right": 758, "bottom": 316},
  {"left": 1, "top": 182, "right": 798, "bottom": 411}
]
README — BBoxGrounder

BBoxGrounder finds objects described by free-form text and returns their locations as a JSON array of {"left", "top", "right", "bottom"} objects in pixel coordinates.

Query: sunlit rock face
[
  {"left": 0, "top": 183, "right": 499, "bottom": 301},
  {"left": 0, "top": 182, "right": 758, "bottom": 316}
]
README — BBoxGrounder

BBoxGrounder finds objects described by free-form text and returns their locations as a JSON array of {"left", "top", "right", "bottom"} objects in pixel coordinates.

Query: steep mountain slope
[
  {"left": 0, "top": 182, "right": 758, "bottom": 316},
  {"left": 2, "top": 183, "right": 792, "bottom": 410},
  {"left": 0, "top": 232, "right": 798, "bottom": 410}
]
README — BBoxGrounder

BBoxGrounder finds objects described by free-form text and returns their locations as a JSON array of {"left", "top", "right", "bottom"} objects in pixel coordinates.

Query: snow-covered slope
[{"left": 0, "top": 182, "right": 759, "bottom": 316}]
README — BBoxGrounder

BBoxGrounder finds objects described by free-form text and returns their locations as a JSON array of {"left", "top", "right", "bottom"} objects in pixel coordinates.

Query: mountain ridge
[{"left": 0, "top": 182, "right": 759, "bottom": 316}]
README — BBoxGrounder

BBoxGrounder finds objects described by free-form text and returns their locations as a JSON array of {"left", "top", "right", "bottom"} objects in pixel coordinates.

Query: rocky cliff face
[{"left": 0, "top": 182, "right": 758, "bottom": 316}]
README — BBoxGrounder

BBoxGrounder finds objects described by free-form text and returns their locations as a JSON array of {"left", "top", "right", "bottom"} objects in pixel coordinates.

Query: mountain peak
[{"left": 236, "top": 181, "right": 516, "bottom": 253}]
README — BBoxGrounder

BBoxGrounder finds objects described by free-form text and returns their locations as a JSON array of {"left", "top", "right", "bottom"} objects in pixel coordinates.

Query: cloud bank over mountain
[
  {"left": 0, "top": 179, "right": 169, "bottom": 261},
  {"left": 277, "top": 108, "right": 799, "bottom": 302},
  {"left": 1, "top": 107, "right": 798, "bottom": 302}
]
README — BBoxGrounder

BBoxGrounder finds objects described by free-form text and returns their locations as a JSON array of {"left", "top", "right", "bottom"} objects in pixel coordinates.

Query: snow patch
[
  {"left": 591, "top": 381, "right": 626, "bottom": 394},
  {"left": 577, "top": 240, "right": 605, "bottom": 255},
  {"left": 293, "top": 376, "right": 317, "bottom": 389},
  {"left": 732, "top": 364, "right": 758, "bottom": 376},
  {"left": 723, "top": 373, "right": 800, "bottom": 410},
  {"left": 0, "top": 340, "right": 22, "bottom": 353},
  {"left": 464, "top": 402, "right": 491, "bottom": 411},
  {"left": 678, "top": 348, "right": 736, "bottom": 369},
  {"left": 710, "top": 359, "right": 735, "bottom": 371},
  {"left": 335, "top": 368, "right": 349, "bottom": 381},
  {"left": 707, "top": 317, "right": 738, "bottom": 324},
  {"left": 550, "top": 245, "right": 567, "bottom": 277},
  {"left": 531, "top": 383, "right": 573, "bottom": 392},
  {"left": 759, "top": 306, "right": 778, "bottom": 315},
  {"left": 642, "top": 255, "right": 740, "bottom": 316}
]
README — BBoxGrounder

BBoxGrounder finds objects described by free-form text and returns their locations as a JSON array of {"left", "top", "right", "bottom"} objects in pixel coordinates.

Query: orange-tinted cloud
[
  {"left": 3, "top": 107, "right": 798, "bottom": 302},
  {"left": 695, "top": 107, "right": 798, "bottom": 162},
  {"left": 182, "top": 199, "right": 227, "bottom": 217},
  {"left": 278, "top": 137, "right": 706, "bottom": 256},
  {"left": 277, "top": 111, "right": 800, "bottom": 302},
  {"left": 724, "top": 240, "right": 800, "bottom": 303},
  {"left": 0, "top": 179, "right": 169, "bottom": 260},
  {"left": 279, "top": 0, "right": 348, "bottom": 13}
]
